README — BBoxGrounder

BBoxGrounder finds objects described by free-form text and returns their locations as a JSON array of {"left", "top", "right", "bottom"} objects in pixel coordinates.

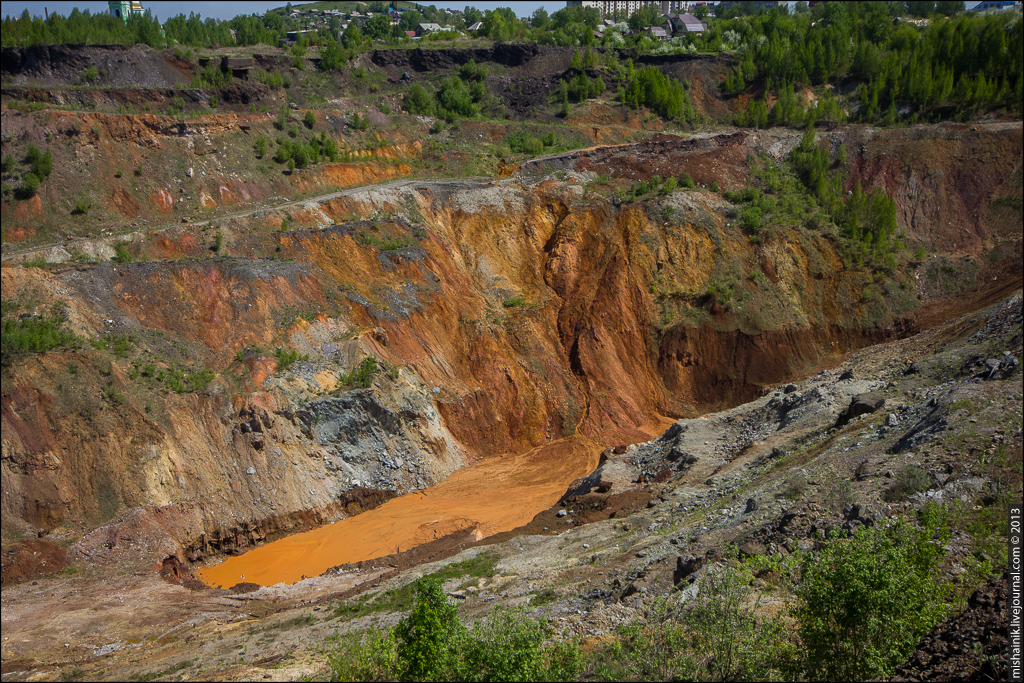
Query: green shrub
[
  {"left": 257, "top": 69, "right": 285, "bottom": 90},
  {"left": 20, "top": 172, "right": 40, "bottom": 197},
  {"left": 303, "top": 110, "right": 316, "bottom": 129},
  {"left": 328, "top": 628, "right": 398, "bottom": 681},
  {"left": 403, "top": 83, "right": 434, "bottom": 116},
  {"left": 1, "top": 303, "right": 81, "bottom": 366},
  {"left": 529, "top": 587, "right": 557, "bottom": 607},
  {"left": 506, "top": 132, "right": 544, "bottom": 156},
  {"left": 566, "top": 73, "right": 604, "bottom": 102},
  {"left": 395, "top": 578, "right": 464, "bottom": 680},
  {"left": 591, "top": 565, "right": 795, "bottom": 681},
  {"left": 26, "top": 146, "right": 52, "bottom": 180},
  {"left": 502, "top": 295, "right": 527, "bottom": 308},
  {"left": 330, "top": 575, "right": 582, "bottom": 682},
  {"left": 167, "top": 95, "right": 186, "bottom": 117},
  {"left": 681, "top": 173, "right": 696, "bottom": 189},
  {"left": 81, "top": 65, "right": 99, "bottom": 83},
  {"left": 192, "top": 64, "right": 230, "bottom": 89},
  {"left": 435, "top": 75, "right": 479, "bottom": 120},
  {"left": 103, "top": 382, "right": 125, "bottom": 405},
  {"left": 620, "top": 64, "right": 695, "bottom": 122},
  {"left": 92, "top": 332, "right": 135, "bottom": 358},
  {"left": 158, "top": 364, "right": 214, "bottom": 393},
  {"left": 458, "top": 59, "right": 487, "bottom": 82},
  {"left": 883, "top": 464, "right": 932, "bottom": 502},
  {"left": 339, "top": 356, "right": 378, "bottom": 389},
  {"left": 781, "top": 472, "right": 807, "bottom": 499},
  {"left": 273, "top": 347, "right": 307, "bottom": 371},
  {"left": 73, "top": 196, "right": 91, "bottom": 215},
  {"left": 351, "top": 112, "right": 369, "bottom": 130},
  {"left": 255, "top": 134, "right": 267, "bottom": 158},
  {"left": 320, "top": 41, "right": 346, "bottom": 71},
  {"left": 112, "top": 242, "right": 132, "bottom": 263},
  {"left": 795, "top": 521, "right": 951, "bottom": 680}
]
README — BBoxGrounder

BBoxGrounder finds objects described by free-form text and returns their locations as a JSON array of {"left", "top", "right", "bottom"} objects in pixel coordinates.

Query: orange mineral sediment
[{"left": 195, "top": 434, "right": 604, "bottom": 588}]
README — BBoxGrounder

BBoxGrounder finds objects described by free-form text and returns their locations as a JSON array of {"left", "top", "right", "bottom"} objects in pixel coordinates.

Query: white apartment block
[{"left": 565, "top": 1, "right": 690, "bottom": 18}]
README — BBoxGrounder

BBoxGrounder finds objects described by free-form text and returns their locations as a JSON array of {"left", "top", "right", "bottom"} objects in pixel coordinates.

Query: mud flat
[{"left": 197, "top": 421, "right": 661, "bottom": 588}]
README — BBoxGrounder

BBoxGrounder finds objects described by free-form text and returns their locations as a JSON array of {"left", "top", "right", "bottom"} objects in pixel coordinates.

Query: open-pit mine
[{"left": 1, "top": 33, "right": 1021, "bottom": 683}]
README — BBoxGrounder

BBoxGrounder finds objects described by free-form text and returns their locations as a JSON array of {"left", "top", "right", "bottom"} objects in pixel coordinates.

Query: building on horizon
[
  {"left": 108, "top": 0, "right": 144, "bottom": 23},
  {"left": 564, "top": 1, "right": 689, "bottom": 18},
  {"left": 973, "top": 0, "right": 1020, "bottom": 11}
]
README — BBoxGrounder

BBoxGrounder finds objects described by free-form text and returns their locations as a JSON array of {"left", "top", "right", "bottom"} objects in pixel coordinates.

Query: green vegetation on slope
[
  {"left": 328, "top": 513, "right": 957, "bottom": 681},
  {"left": 1, "top": 301, "right": 81, "bottom": 366},
  {"left": 725, "top": 124, "right": 902, "bottom": 271}
]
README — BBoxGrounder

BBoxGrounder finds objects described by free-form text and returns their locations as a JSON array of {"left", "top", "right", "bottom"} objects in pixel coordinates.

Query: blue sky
[{"left": 2, "top": 0, "right": 987, "bottom": 22}]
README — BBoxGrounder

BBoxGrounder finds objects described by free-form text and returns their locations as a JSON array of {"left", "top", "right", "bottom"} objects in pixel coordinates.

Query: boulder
[
  {"left": 673, "top": 554, "right": 705, "bottom": 585},
  {"left": 834, "top": 392, "right": 885, "bottom": 428},
  {"left": 738, "top": 541, "right": 766, "bottom": 559}
]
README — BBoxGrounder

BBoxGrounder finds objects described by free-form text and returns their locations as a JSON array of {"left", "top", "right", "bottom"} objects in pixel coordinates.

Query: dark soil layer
[
  {"left": 0, "top": 537, "right": 68, "bottom": 584},
  {"left": 889, "top": 573, "right": 1009, "bottom": 682},
  {"left": 1, "top": 80, "right": 272, "bottom": 111},
  {"left": 369, "top": 44, "right": 542, "bottom": 72},
  {"left": 1, "top": 44, "right": 190, "bottom": 87}
]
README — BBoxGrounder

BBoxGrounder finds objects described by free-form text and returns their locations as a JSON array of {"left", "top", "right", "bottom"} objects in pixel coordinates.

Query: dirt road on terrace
[{"left": 0, "top": 176, "right": 495, "bottom": 263}]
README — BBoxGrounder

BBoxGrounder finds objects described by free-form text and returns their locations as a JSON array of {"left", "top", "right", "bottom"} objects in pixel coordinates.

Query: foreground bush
[
  {"left": 589, "top": 565, "right": 796, "bottom": 681},
  {"left": 795, "top": 520, "right": 951, "bottom": 680},
  {"left": 329, "top": 577, "right": 581, "bottom": 682},
  {"left": 330, "top": 516, "right": 957, "bottom": 682}
]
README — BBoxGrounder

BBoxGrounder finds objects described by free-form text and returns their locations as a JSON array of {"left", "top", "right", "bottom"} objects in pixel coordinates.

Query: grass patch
[
  {"left": 1, "top": 301, "right": 82, "bottom": 367},
  {"left": 529, "top": 587, "right": 558, "bottom": 607},
  {"left": 333, "top": 551, "right": 501, "bottom": 619},
  {"left": 338, "top": 356, "right": 378, "bottom": 390},
  {"left": 502, "top": 295, "right": 527, "bottom": 309},
  {"left": 273, "top": 347, "right": 308, "bottom": 372},
  {"left": 882, "top": 464, "right": 932, "bottom": 502}
]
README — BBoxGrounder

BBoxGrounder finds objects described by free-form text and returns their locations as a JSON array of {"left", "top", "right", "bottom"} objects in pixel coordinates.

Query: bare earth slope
[{"left": 1, "top": 42, "right": 1021, "bottom": 682}]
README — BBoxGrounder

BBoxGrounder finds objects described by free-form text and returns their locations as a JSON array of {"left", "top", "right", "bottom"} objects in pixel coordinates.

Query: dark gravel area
[{"left": 888, "top": 573, "right": 1010, "bottom": 682}]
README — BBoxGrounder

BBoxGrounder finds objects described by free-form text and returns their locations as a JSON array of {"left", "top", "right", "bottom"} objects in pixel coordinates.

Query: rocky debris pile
[
  {"left": 559, "top": 445, "right": 648, "bottom": 501},
  {"left": 626, "top": 375, "right": 882, "bottom": 484},
  {"left": 889, "top": 574, "right": 1008, "bottom": 682},
  {"left": 834, "top": 391, "right": 886, "bottom": 428},
  {"left": 965, "top": 292, "right": 1022, "bottom": 350},
  {"left": 297, "top": 386, "right": 462, "bottom": 495}
]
